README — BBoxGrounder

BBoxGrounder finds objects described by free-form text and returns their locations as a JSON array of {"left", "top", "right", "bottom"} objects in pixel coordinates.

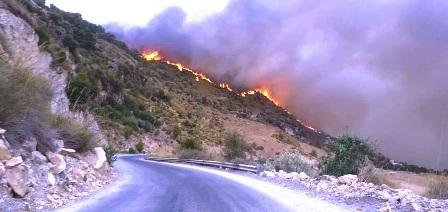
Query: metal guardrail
[{"left": 145, "top": 156, "right": 260, "bottom": 173}]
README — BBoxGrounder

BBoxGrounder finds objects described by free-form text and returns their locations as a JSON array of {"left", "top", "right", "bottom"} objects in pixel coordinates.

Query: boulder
[
  {"left": 288, "top": 172, "right": 300, "bottom": 180},
  {"left": 6, "top": 165, "right": 29, "bottom": 197},
  {"left": 277, "top": 170, "right": 288, "bottom": 179},
  {"left": 47, "top": 172, "right": 56, "bottom": 186},
  {"left": 93, "top": 147, "right": 106, "bottom": 169},
  {"left": 54, "top": 139, "right": 64, "bottom": 150},
  {"left": 0, "top": 138, "right": 11, "bottom": 161},
  {"left": 298, "top": 172, "right": 310, "bottom": 180},
  {"left": 321, "top": 175, "right": 338, "bottom": 183},
  {"left": 261, "top": 171, "right": 276, "bottom": 177},
  {"left": 46, "top": 152, "right": 66, "bottom": 174},
  {"left": 59, "top": 148, "right": 77, "bottom": 158},
  {"left": 22, "top": 137, "right": 37, "bottom": 152},
  {"left": 0, "top": 162, "right": 4, "bottom": 178},
  {"left": 31, "top": 151, "right": 47, "bottom": 164},
  {"left": 338, "top": 174, "right": 358, "bottom": 185},
  {"left": 0, "top": 128, "right": 5, "bottom": 134},
  {"left": 5, "top": 156, "right": 23, "bottom": 168}
]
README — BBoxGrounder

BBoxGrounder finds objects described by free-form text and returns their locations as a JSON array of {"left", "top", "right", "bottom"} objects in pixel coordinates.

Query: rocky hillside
[
  {"left": 0, "top": 0, "right": 328, "bottom": 161},
  {"left": 27, "top": 0, "right": 327, "bottom": 158},
  {"left": 0, "top": 1, "right": 329, "bottom": 208},
  {"left": 0, "top": 0, "right": 111, "bottom": 210}
]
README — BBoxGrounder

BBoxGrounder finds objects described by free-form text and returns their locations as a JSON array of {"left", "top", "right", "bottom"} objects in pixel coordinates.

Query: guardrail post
[{"left": 256, "top": 164, "right": 263, "bottom": 174}]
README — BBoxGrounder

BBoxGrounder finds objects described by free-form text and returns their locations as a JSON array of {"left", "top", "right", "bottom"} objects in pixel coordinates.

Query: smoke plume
[{"left": 107, "top": 0, "right": 448, "bottom": 169}]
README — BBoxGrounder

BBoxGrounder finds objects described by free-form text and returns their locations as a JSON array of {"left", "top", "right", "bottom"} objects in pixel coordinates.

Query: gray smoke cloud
[{"left": 107, "top": 0, "right": 448, "bottom": 169}]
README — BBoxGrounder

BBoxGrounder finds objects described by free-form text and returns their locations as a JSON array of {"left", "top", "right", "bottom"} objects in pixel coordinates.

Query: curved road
[{"left": 59, "top": 155, "right": 349, "bottom": 212}]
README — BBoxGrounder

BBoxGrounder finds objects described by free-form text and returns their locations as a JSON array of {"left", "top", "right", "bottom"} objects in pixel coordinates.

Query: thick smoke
[{"left": 107, "top": 0, "right": 448, "bottom": 169}]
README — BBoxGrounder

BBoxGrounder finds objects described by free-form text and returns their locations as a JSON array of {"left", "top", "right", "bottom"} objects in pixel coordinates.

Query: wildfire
[
  {"left": 141, "top": 50, "right": 162, "bottom": 61},
  {"left": 141, "top": 50, "right": 320, "bottom": 133},
  {"left": 219, "top": 83, "right": 233, "bottom": 92}
]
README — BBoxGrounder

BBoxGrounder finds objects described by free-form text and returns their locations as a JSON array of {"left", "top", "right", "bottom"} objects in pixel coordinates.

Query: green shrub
[
  {"left": 123, "top": 126, "right": 133, "bottom": 139},
  {"left": 262, "top": 160, "right": 275, "bottom": 171},
  {"left": 35, "top": 23, "right": 51, "bottom": 46},
  {"left": 52, "top": 116, "right": 96, "bottom": 153},
  {"left": 67, "top": 71, "right": 97, "bottom": 106},
  {"left": 128, "top": 147, "right": 137, "bottom": 154},
  {"left": 275, "top": 151, "right": 317, "bottom": 177},
  {"left": 321, "top": 134, "right": 375, "bottom": 176},
  {"left": 426, "top": 180, "right": 448, "bottom": 199},
  {"left": 223, "top": 132, "right": 247, "bottom": 160},
  {"left": 104, "top": 146, "right": 117, "bottom": 165},
  {"left": 135, "top": 141, "right": 144, "bottom": 153},
  {"left": 181, "top": 138, "right": 201, "bottom": 150},
  {"left": 171, "top": 125, "right": 181, "bottom": 139}
]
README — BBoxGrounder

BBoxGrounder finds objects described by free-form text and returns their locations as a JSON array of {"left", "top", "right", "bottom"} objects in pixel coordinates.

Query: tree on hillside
[
  {"left": 223, "top": 132, "right": 247, "bottom": 160},
  {"left": 321, "top": 134, "right": 375, "bottom": 176}
]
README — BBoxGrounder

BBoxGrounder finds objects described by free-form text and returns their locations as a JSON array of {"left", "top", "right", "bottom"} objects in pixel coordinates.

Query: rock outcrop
[
  {"left": 5, "top": 156, "right": 23, "bottom": 168},
  {"left": 93, "top": 147, "right": 107, "bottom": 169},
  {"left": 260, "top": 171, "right": 448, "bottom": 211},
  {"left": 46, "top": 152, "right": 66, "bottom": 174},
  {"left": 0, "top": 138, "right": 12, "bottom": 161},
  {"left": 5, "top": 164, "right": 29, "bottom": 197}
]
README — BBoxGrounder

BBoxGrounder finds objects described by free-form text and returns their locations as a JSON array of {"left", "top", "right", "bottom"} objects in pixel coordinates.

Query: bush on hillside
[
  {"left": 275, "top": 151, "right": 318, "bottom": 177},
  {"left": 0, "top": 63, "right": 57, "bottom": 153},
  {"left": 52, "top": 116, "right": 96, "bottom": 152},
  {"left": 223, "top": 132, "right": 247, "bottom": 160},
  {"left": 180, "top": 138, "right": 201, "bottom": 150},
  {"left": 261, "top": 160, "right": 275, "bottom": 171},
  {"left": 104, "top": 146, "right": 117, "bottom": 165},
  {"left": 135, "top": 141, "right": 144, "bottom": 153},
  {"left": 321, "top": 134, "right": 375, "bottom": 176},
  {"left": 67, "top": 70, "right": 97, "bottom": 107},
  {"left": 128, "top": 147, "right": 137, "bottom": 154},
  {"left": 358, "top": 158, "right": 387, "bottom": 185},
  {"left": 171, "top": 125, "right": 181, "bottom": 140}
]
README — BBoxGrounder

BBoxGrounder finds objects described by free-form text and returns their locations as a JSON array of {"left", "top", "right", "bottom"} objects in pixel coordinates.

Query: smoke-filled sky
[{"left": 50, "top": 0, "right": 448, "bottom": 169}]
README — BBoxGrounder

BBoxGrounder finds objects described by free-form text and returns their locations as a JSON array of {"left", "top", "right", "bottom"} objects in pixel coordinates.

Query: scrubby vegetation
[
  {"left": 275, "top": 151, "right": 317, "bottom": 177},
  {"left": 128, "top": 147, "right": 137, "bottom": 154},
  {"left": 135, "top": 141, "right": 144, "bottom": 153},
  {"left": 223, "top": 132, "right": 247, "bottom": 160},
  {"left": 0, "top": 62, "right": 96, "bottom": 153},
  {"left": 104, "top": 146, "right": 117, "bottom": 165},
  {"left": 180, "top": 138, "right": 202, "bottom": 150},
  {"left": 426, "top": 180, "right": 448, "bottom": 199},
  {"left": 52, "top": 116, "right": 96, "bottom": 152},
  {"left": 0, "top": 62, "right": 56, "bottom": 152},
  {"left": 321, "top": 134, "right": 375, "bottom": 176},
  {"left": 358, "top": 159, "right": 387, "bottom": 185}
]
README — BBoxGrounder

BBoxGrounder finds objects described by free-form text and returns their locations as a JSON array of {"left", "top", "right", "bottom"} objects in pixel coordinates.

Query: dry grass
[
  {"left": 51, "top": 116, "right": 96, "bottom": 153},
  {"left": 0, "top": 62, "right": 58, "bottom": 152},
  {"left": 382, "top": 170, "right": 448, "bottom": 196},
  {"left": 426, "top": 180, "right": 448, "bottom": 199}
]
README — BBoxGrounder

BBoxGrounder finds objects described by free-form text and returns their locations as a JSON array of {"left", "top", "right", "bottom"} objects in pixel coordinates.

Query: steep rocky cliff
[{"left": 0, "top": 1, "right": 111, "bottom": 210}]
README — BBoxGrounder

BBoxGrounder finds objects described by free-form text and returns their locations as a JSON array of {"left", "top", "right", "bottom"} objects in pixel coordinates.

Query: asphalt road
[{"left": 59, "top": 155, "right": 349, "bottom": 212}]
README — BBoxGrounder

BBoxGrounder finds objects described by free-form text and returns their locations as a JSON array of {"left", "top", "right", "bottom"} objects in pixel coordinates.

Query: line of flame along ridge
[{"left": 141, "top": 50, "right": 320, "bottom": 133}]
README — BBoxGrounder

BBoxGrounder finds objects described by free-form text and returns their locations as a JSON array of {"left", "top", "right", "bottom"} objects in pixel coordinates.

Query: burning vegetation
[{"left": 141, "top": 50, "right": 319, "bottom": 133}]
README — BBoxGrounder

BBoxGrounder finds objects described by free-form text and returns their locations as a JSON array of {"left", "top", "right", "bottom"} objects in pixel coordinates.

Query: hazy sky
[
  {"left": 46, "top": 0, "right": 229, "bottom": 27},
  {"left": 46, "top": 0, "right": 448, "bottom": 169}
]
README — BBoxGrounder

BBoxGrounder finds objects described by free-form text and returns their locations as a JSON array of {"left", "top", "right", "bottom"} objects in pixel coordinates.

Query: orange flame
[
  {"left": 141, "top": 50, "right": 162, "bottom": 61},
  {"left": 219, "top": 83, "right": 233, "bottom": 92},
  {"left": 141, "top": 50, "right": 320, "bottom": 133}
]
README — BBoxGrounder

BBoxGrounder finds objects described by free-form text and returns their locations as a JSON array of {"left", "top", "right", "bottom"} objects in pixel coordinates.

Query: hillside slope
[{"left": 8, "top": 1, "right": 328, "bottom": 161}]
